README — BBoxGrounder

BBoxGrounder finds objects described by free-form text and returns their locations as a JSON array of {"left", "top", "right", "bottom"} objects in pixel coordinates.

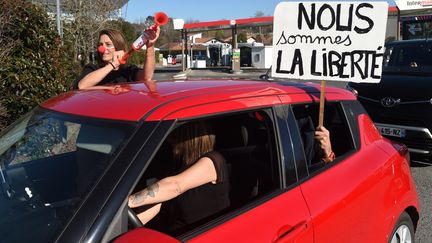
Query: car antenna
[{"left": 259, "top": 65, "right": 272, "bottom": 81}]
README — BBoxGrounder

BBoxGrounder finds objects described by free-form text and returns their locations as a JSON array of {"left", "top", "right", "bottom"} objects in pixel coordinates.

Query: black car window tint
[
  {"left": 131, "top": 110, "right": 281, "bottom": 238},
  {"left": 394, "top": 44, "right": 432, "bottom": 67},
  {"left": 292, "top": 102, "right": 355, "bottom": 173},
  {"left": 0, "top": 108, "right": 135, "bottom": 243}
]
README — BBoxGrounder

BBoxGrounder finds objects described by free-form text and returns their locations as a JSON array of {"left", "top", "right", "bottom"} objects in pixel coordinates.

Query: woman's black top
[
  {"left": 74, "top": 63, "right": 141, "bottom": 89},
  {"left": 158, "top": 151, "right": 230, "bottom": 235}
]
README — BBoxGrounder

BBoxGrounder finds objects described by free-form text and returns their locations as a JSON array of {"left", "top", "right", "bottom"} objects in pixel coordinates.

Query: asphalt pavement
[
  {"left": 156, "top": 66, "right": 432, "bottom": 242},
  {"left": 411, "top": 162, "right": 432, "bottom": 242}
]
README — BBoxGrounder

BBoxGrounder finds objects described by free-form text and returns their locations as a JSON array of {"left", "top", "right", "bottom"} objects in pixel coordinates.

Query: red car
[{"left": 0, "top": 79, "right": 419, "bottom": 242}]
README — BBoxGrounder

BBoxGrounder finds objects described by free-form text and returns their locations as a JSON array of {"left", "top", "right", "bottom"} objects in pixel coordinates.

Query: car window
[
  {"left": 291, "top": 102, "right": 355, "bottom": 173},
  {"left": 130, "top": 109, "right": 281, "bottom": 238},
  {"left": 387, "top": 43, "right": 432, "bottom": 67},
  {"left": 0, "top": 108, "right": 136, "bottom": 243}
]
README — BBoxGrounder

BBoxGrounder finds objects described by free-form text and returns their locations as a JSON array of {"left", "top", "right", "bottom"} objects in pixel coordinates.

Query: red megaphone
[
  {"left": 119, "top": 12, "right": 168, "bottom": 64},
  {"left": 154, "top": 12, "right": 169, "bottom": 28}
]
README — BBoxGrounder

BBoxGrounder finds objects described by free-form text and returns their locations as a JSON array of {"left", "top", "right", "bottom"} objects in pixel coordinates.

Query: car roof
[
  {"left": 386, "top": 38, "right": 432, "bottom": 46},
  {"left": 41, "top": 79, "right": 355, "bottom": 121}
]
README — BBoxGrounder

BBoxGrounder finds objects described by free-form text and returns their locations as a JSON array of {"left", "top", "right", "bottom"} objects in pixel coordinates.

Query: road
[
  {"left": 411, "top": 162, "right": 432, "bottom": 242},
  {"left": 154, "top": 67, "right": 182, "bottom": 80},
  {"left": 156, "top": 67, "right": 431, "bottom": 242}
]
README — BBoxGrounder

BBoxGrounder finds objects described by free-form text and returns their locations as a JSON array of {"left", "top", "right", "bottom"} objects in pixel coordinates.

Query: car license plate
[{"left": 375, "top": 125, "right": 406, "bottom": 138}]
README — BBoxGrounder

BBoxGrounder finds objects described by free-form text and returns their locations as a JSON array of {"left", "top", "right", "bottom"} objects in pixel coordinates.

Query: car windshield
[
  {"left": 0, "top": 107, "right": 136, "bottom": 242},
  {"left": 383, "top": 42, "right": 432, "bottom": 74}
]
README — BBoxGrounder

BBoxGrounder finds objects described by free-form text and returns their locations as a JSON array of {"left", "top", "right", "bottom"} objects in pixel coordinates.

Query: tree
[
  {"left": 254, "top": 10, "right": 265, "bottom": 17},
  {"left": 205, "top": 30, "right": 225, "bottom": 40},
  {"left": 108, "top": 19, "right": 147, "bottom": 65},
  {"left": 252, "top": 10, "right": 268, "bottom": 36},
  {"left": 61, "top": 0, "right": 124, "bottom": 66},
  {"left": 215, "top": 30, "right": 225, "bottom": 40},
  {"left": 0, "top": 1, "right": 15, "bottom": 130},
  {"left": 238, "top": 32, "right": 247, "bottom": 43},
  {"left": 0, "top": 0, "right": 76, "bottom": 126},
  {"left": 0, "top": 5, "right": 16, "bottom": 67},
  {"left": 156, "top": 18, "right": 181, "bottom": 49},
  {"left": 255, "top": 34, "right": 263, "bottom": 42},
  {"left": 185, "top": 18, "right": 200, "bottom": 24},
  {"left": 0, "top": 104, "right": 8, "bottom": 132}
]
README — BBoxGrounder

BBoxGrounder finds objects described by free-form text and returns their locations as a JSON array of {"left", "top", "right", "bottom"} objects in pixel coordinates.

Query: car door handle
[{"left": 273, "top": 221, "right": 309, "bottom": 243}]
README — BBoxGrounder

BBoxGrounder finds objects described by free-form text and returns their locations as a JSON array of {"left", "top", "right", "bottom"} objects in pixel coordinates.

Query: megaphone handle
[
  {"left": 151, "top": 24, "right": 158, "bottom": 31},
  {"left": 119, "top": 49, "right": 133, "bottom": 65}
]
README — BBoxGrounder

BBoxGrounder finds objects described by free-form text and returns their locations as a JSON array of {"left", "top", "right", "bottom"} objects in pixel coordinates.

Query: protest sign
[{"left": 272, "top": 2, "right": 388, "bottom": 83}]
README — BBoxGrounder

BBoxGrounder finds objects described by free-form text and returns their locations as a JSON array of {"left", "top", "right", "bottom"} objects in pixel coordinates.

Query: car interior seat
[{"left": 214, "top": 113, "right": 272, "bottom": 209}]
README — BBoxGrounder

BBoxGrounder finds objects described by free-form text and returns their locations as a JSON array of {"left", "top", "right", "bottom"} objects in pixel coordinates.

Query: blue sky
[
  {"left": 124, "top": 0, "right": 396, "bottom": 23},
  {"left": 124, "top": 0, "right": 282, "bottom": 23}
]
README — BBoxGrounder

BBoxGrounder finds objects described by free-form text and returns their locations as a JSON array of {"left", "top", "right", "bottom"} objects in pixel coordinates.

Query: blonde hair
[{"left": 170, "top": 121, "right": 215, "bottom": 166}]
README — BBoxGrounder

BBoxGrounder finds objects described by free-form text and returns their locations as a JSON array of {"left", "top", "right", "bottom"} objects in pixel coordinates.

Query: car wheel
[
  {"left": 390, "top": 212, "right": 415, "bottom": 243},
  {"left": 127, "top": 207, "right": 144, "bottom": 228}
]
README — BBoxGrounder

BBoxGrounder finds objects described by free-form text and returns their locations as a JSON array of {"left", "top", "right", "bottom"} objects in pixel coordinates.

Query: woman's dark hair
[
  {"left": 96, "top": 29, "right": 129, "bottom": 65},
  {"left": 170, "top": 121, "right": 215, "bottom": 166}
]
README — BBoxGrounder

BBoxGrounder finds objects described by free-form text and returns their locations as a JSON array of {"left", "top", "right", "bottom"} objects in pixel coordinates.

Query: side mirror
[{"left": 113, "top": 228, "right": 180, "bottom": 243}]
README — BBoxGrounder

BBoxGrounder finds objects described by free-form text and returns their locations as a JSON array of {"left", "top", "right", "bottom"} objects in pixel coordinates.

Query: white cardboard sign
[{"left": 272, "top": 2, "right": 388, "bottom": 83}]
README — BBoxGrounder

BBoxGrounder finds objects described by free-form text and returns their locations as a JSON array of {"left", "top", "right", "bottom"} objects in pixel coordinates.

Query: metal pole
[
  {"left": 182, "top": 29, "right": 186, "bottom": 71},
  {"left": 231, "top": 24, "right": 239, "bottom": 72},
  {"left": 396, "top": 7, "right": 401, "bottom": 40},
  {"left": 184, "top": 30, "right": 189, "bottom": 69},
  {"left": 232, "top": 24, "right": 238, "bottom": 49},
  {"left": 56, "top": 0, "right": 62, "bottom": 40}
]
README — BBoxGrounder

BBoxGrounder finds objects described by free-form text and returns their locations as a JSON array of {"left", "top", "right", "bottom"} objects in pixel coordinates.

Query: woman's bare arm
[
  {"left": 78, "top": 64, "right": 114, "bottom": 89},
  {"left": 128, "top": 156, "right": 217, "bottom": 208},
  {"left": 136, "top": 27, "right": 160, "bottom": 81},
  {"left": 136, "top": 203, "right": 162, "bottom": 225},
  {"left": 78, "top": 50, "right": 124, "bottom": 89}
]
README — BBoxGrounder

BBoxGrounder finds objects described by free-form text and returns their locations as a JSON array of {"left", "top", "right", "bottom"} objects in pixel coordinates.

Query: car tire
[{"left": 389, "top": 211, "right": 415, "bottom": 243}]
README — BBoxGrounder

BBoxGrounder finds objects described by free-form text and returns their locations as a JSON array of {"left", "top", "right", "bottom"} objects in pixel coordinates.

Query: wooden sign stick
[{"left": 318, "top": 80, "right": 326, "bottom": 127}]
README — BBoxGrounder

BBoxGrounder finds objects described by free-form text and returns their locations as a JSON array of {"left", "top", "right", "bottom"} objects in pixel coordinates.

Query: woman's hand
[
  {"left": 315, "top": 126, "right": 333, "bottom": 158},
  {"left": 145, "top": 26, "right": 160, "bottom": 48},
  {"left": 110, "top": 50, "right": 125, "bottom": 70}
]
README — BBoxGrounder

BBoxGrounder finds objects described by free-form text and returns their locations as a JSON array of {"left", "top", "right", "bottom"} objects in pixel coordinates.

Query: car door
[
  {"left": 183, "top": 106, "right": 312, "bottom": 243},
  {"left": 123, "top": 104, "right": 313, "bottom": 243},
  {"left": 185, "top": 187, "right": 312, "bottom": 243},
  {"left": 288, "top": 101, "right": 395, "bottom": 242},
  {"left": 110, "top": 98, "right": 313, "bottom": 243}
]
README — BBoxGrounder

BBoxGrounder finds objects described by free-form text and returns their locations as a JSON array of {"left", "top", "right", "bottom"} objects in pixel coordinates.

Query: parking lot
[{"left": 157, "top": 67, "right": 432, "bottom": 242}]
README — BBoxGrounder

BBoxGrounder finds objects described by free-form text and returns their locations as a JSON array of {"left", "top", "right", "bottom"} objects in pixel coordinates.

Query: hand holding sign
[{"left": 272, "top": 2, "right": 388, "bottom": 126}]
